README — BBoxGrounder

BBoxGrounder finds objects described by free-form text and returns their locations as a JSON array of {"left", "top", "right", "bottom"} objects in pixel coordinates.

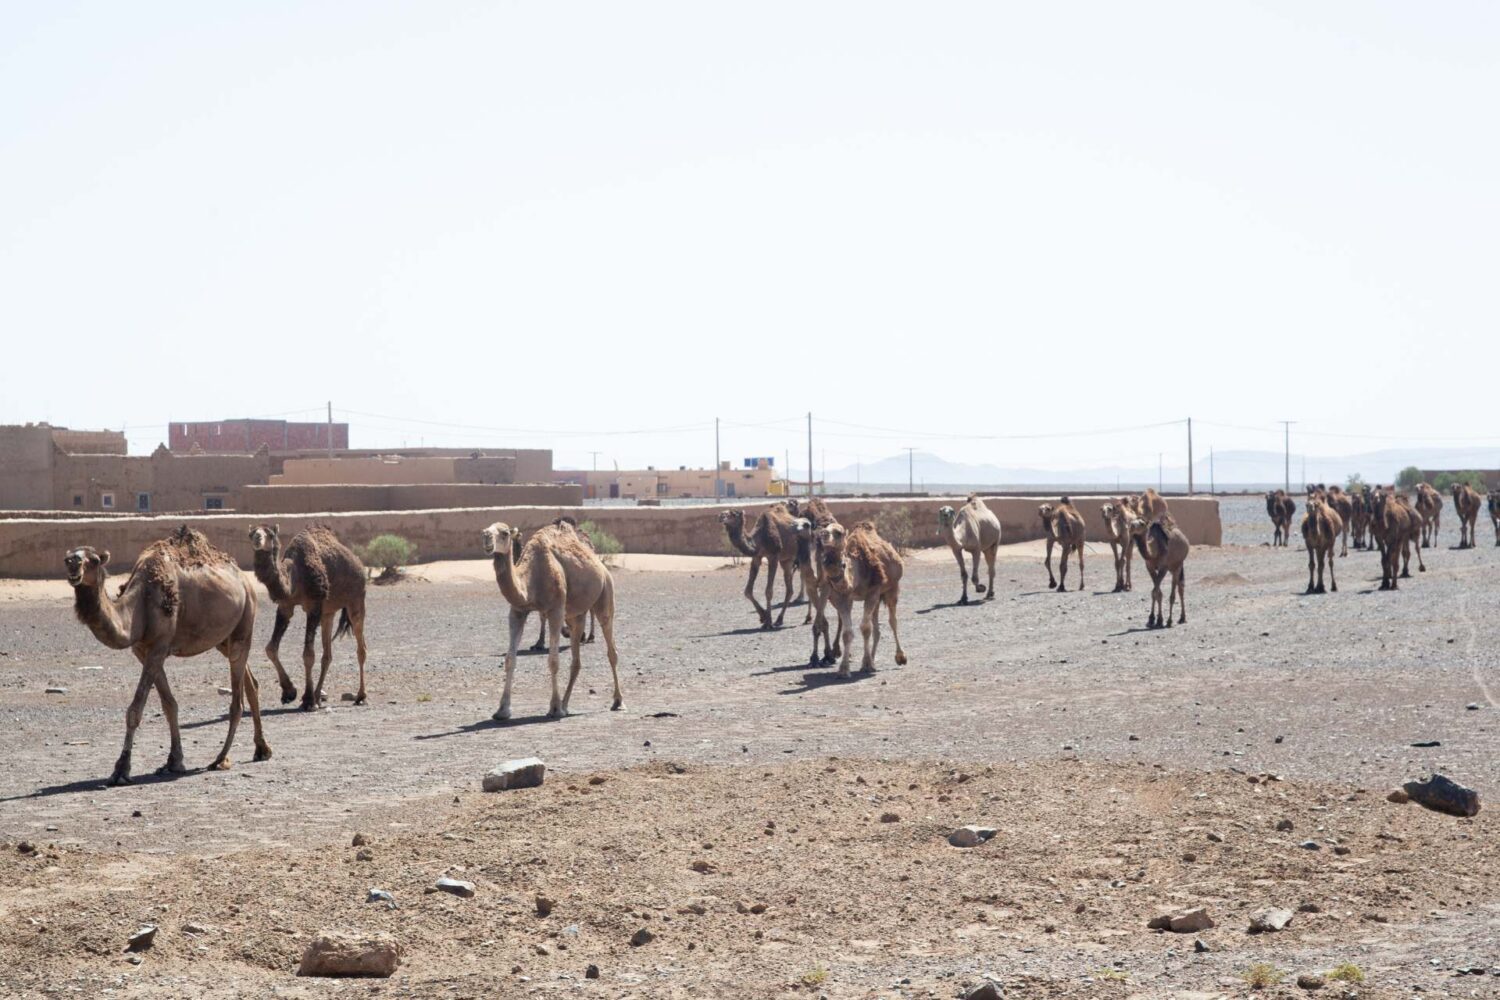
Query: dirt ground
[{"left": 0, "top": 497, "right": 1495, "bottom": 998}]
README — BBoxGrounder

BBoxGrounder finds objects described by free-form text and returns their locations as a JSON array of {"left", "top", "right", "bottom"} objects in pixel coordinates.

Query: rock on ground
[
  {"left": 1249, "top": 907, "right": 1293, "bottom": 933},
  {"left": 949, "top": 825, "right": 998, "bottom": 848},
  {"left": 1148, "top": 907, "right": 1214, "bottom": 933},
  {"left": 483, "top": 757, "right": 547, "bottom": 792},
  {"left": 1402, "top": 774, "right": 1481, "bottom": 817},
  {"left": 433, "top": 878, "right": 475, "bottom": 898},
  {"left": 297, "top": 931, "right": 401, "bottom": 978}
]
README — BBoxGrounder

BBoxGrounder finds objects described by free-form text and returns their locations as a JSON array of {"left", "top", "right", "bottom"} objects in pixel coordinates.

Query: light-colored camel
[
  {"left": 815, "top": 520, "right": 907, "bottom": 678},
  {"left": 1414, "top": 483, "right": 1443, "bottom": 548},
  {"left": 1038, "top": 497, "right": 1085, "bottom": 591},
  {"left": 1265, "top": 490, "right": 1296, "bottom": 546},
  {"left": 65, "top": 527, "right": 270, "bottom": 786},
  {"left": 1100, "top": 499, "right": 1134, "bottom": 592},
  {"left": 249, "top": 524, "right": 369, "bottom": 711},
  {"left": 788, "top": 497, "right": 839, "bottom": 665},
  {"left": 937, "top": 494, "right": 1001, "bottom": 604},
  {"left": 1371, "top": 488, "right": 1424, "bottom": 589},
  {"left": 1128, "top": 515, "right": 1188, "bottom": 628},
  {"left": 719, "top": 504, "right": 803, "bottom": 628},
  {"left": 1299, "top": 495, "right": 1343, "bottom": 593},
  {"left": 528, "top": 517, "right": 598, "bottom": 650},
  {"left": 1450, "top": 483, "right": 1482, "bottom": 549},
  {"left": 481, "top": 521, "right": 622, "bottom": 720},
  {"left": 1490, "top": 491, "right": 1500, "bottom": 546}
]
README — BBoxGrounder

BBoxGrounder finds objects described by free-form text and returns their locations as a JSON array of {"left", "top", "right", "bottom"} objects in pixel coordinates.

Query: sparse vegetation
[
  {"left": 415, "top": 692, "right": 432, "bottom": 704},
  {"left": 1327, "top": 962, "right": 1365, "bottom": 983},
  {"left": 1432, "top": 470, "right": 1485, "bottom": 492},
  {"left": 1344, "top": 472, "right": 1366, "bottom": 492},
  {"left": 1091, "top": 968, "right": 1129, "bottom": 981},
  {"left": 578, "top": 520, "right": 623, "bottom": 567},
  {"left": 800, "top": 966, "right": 829, "bottom": 987},
  {"left": 360, "top": 534, "right": 418, "bottom": 582},
  {"left": 1396, "top": 465, "right": 1423, "bottom": 489},
  {"left": 874, "top": 506, "right": 915, "bottom": 555},
  {"left": 1244, "top": 963, "right": 1284, "bottom": 990}
]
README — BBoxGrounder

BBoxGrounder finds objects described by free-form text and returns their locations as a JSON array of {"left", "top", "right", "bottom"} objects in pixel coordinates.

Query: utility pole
[
  {"left": 906, "top": 447, "right": 916, "bottom": 494},
  {"left": 326, "top": 401, "right": 334, "bottom": 459},
  {"left": 589, "top": 451, "right": 601, "bottom": 471},
  {"left": 714, "top": 418, "right": 721, "bottom": 500},
  {"left": 806, "top": 412, "right": 813, "bottom": 497},
  {"left": 1279, "top": 421, "right": 1294, "bottom": 493},
  {"left": 1158, "top": 452, "right": 1163, "bottom": 493},
  {"left": 1186, "top": 417, "right": 1194, "bottom": 494},
  {"left": 1210, "top": 446, "right": 1215, "bottom": 495},
  {"left": 821, "top": 449, "right": 825, "bottom": 495}
]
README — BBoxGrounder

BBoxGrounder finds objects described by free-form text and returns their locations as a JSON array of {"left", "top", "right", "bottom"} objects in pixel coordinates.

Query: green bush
[
  {"left": 1432, "top": 470, "right": 1485, "bottom": 492},
  {"left": 360, "top": 534, "right": 418, "bottom": 579},
  {"left": 1344, "top": 472, "right": 1366, "bottom": 492},
  {"left": 1395, "top": 466, "right": 1423, "bottom": 489},
  {"left": 578, "top": 520, "right": 623, "bottom": 566}
]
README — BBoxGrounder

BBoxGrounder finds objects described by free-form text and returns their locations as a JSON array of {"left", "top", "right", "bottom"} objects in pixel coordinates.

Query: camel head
[
  {"left": 790, "top": 517, "right": 813, "bottom": 541},
  {"left": 784, "top": 499, "right": 801, "bottom": 517},
  {"left": 717, "top": 509, "right": 745, "bottom": 530},
  {"left": 814, "top": 522, "right": 847, "bottom": 562},
  {"left": 247, "top": 523, "right": 281, "bottom": 552},
  {"left": 481, "top": 522, "right": 517, "bottom": 557},
  {"left": 63, "top": 546, "right": 109, "bottom": 588},
  {"left": 937, "top": 505, "right": 957, "bottom": 529},
  {"left": 1038, "top": 503, "right": 1054, "bottom": 525},
  {"left": 1101, "top": 502, "right": 1116, "bottom": 521}
]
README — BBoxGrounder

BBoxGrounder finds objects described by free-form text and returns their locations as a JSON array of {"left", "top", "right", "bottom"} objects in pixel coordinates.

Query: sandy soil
[{"left": 0, "top": 498, "right": 1495, "bottom": 998}]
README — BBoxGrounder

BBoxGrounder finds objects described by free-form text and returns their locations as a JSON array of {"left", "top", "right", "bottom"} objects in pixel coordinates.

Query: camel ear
[
  {"left": 272, "top": 523, "right": 280, "bottom": 536},
  {"left": 98, "top": 550, "right": 110, "bottom": 567}
]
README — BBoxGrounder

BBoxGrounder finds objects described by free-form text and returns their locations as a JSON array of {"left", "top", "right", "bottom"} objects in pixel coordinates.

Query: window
[
  {"left": 100, "top": 493, "right": 114, "bottom": 510},
  {"left": 137, "top": 493, "right": 151, "bottom": 511},
  {"left": 656, "top": 482, "right": 670, "bottom": 496},
  {"left": 72, "top": 495, "right": 83, "bottom": 507},
  {"left": 204, "top": 496, "right": 225, "bottom": 510}
]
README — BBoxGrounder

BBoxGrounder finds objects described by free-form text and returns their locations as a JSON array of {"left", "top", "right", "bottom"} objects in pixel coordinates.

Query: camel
[
  {"left": 1450, "top": 483, "right": 1483, "bottom": 549},
  {"left": 528, "top": 517, "right": 597, "bottom": 650},
  {"left": 937, "top": 494, "right": 1001, "bottom": 603},
  {"left": 1414, "top": 483, "right": 1443, "bottom": 548},
  {"left": 1349, "top": 486, "right": 1373, "bottom": 550},
  {"left": 1371, "top": 488, "right": 1424, "bottom": 589},
  {"left": 1490, "top": 491, "right": 1500, "bottom": 546},
  {"left": 1322, "top": 486, "right": 1354, "bottom": 557},
  {"left": 815, "top": 520, "right": 907, "bottom": 677},
  {"left": 719, "top": 504, "right": 804, "bottom": 628},
  {"left": 248, "top": 524, "right": 369, "bottom": 711},
  {"left": 65, "top": 527, "right": 270, "bottom": 786},
  {"left": 788, "top": 497, "right": 839, "bottom": 665},
  {"left": 1265, "top": 490, "right": 1296, "bottom": 546},
  {"left": 1136, "top": 488, "right": 1170, "bottom": 521},
  {"left": 1299, "top": 495, "right": 1343, "bottom": 593},
  {"left": 1100, "top": 500, "right": 1132, "bottom": 592},
  {"left": 1127, "top": 514, "right": 1188, "bottom": 628},
  {"left": 1038, "top": 497, "right": 1085, "bottom": 591},
  {"left": 481, "top": 521, "right": 622, "bottom": 720}
]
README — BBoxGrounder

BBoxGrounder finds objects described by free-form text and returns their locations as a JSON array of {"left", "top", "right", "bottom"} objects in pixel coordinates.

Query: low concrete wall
[
  {"left": 0, "top": 496, "right": 1219, "bottom": 579},
  {"left": 241, "top": 483, "right": 581, "bottom": 514}
]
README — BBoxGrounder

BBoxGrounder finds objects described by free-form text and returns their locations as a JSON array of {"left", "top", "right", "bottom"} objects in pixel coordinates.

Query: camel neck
[
  {"left": 492, "top": 553, "right": 530, "bottom": 608},
  {"left": 252, "top": 547, "right": 292, "bottom": 603},
  {"left": 73, "top": 576, "right": 134, "bottom": 649},
  {"left": 724, "top": 518, "right": 757, "bottom": 557}
]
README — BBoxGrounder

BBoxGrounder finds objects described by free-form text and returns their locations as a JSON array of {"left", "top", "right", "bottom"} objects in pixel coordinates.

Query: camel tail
[{"left": 334, "top": 608, "right": 353, "bottom": 640}]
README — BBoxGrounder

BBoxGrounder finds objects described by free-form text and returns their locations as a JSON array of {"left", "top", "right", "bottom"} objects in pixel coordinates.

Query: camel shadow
[
  {"left": 776, "top": 670, "right": 871, "bottom": 694},
  {"left": 916, "top": 600, "right": 992, "bottom": 615},
  {"left": 178, "top": 704, "right": 310, "bottom": 731},
  {"left": 687, "top": 625, "right": 787, "bottom": 638},
  {"left": 3, "top": 766, "right": 211, "bottom": 802},
  {"left": 412, "top": 712, "right": 561, "bottom": 740},
  {"left": 751, "top": 658, "right": 839, "bottom": 677},
  {"left": 1107, "top": 626, "right": 1162, "bottom": 637}
]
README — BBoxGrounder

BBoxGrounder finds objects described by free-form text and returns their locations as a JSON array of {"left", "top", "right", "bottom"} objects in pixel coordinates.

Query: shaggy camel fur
[
  {"left": 249, "top": 524, "right": 369, "bottom": 710},
  {"left": 938, "top": 494, "right": 1001, "bottom": 604},
  {"left": 1450, "top": 483, "right": 1483, "bottom": 549},
  {"left": 1128, "top": 515, "right": 1188, "bottom": 628},
  {"left": 528, "top": 517, "right": 597, "bottom": 651},
  {"left": 482, "top": 521, "right": 621, "bottom": 720},
  {"left": 816, "top": 520, "right": 907, "bottom": 678},
  {"left": 788, "top": 497, "right": 839, "bottom": 665},
  {"left": 719, "top": 504, "right": 804, "bottom": 628},
  {"left": 1371, "top": 488, "right": 1424, "bottom": 590},
  {"left": 1300, "top": 495, "right": 1343, "bottom": 593},
  {"left": 1265, "top": 490, "right": 1296, "bottom": 546},
  {"left": 1490, "top": 491, "right": 1500, "bottom": 546},
  {"left": 1038, "top": 498, "right": 1085, "bottom": 591},
  {"left": 1414, "top": 483, "right": 1443, "bottom": 548},
  {"left": 66, "top": 527, "right": 269, "bottom": 785}
]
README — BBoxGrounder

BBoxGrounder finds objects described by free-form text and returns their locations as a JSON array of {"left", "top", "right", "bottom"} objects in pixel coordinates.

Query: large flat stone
[{"left": 483, "top": 757, "right": 547, "bottom": 792}]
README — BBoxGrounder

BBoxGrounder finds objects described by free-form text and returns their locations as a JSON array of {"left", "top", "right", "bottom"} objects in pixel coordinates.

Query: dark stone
[{"left": 1402, "top": 774, "right": 1481, "bottom": 817}]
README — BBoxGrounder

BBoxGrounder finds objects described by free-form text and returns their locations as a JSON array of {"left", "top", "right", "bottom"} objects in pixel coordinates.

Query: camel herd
[{"left": 1267, "top": 481, "right": 1499, "bottom": 594}]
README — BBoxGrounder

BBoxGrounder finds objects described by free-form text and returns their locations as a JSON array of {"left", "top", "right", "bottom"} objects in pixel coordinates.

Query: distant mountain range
[{"left": 820, "top": 447, "right": 1500, "bottom": 491}]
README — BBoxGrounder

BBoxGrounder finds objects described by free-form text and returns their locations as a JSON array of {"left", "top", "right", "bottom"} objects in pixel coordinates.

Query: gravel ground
[{"left": 0, "top": 497, "right": 1494, "bottom": 998}]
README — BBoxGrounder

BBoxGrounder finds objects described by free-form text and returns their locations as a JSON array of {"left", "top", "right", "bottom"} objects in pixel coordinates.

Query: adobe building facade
[
  {"left": 170, "top": 418, "right": 348, "bottom": 453},
  {"left": 557, "top": 463, "right": 776, "bottom": 500}
]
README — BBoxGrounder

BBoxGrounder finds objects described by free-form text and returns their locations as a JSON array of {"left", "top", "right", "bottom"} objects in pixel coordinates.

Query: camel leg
[
  {"left": 309, "top": 612, "right": 335, "bottom": 709},
  {"left": 970, "top": 549, "right": 983, "bottom": 594},
  {"left": 744, "top": 555, "right": 771, "bottom": 628},
  {"left": 597, "top": 600, "right": 623, "bottom": 711},
  {"left": 951, "top": 546, "right": 969, "bottom": 604},
  {"left": 264, "top": 607, "right": 298, "bottom": 704},
  {"left": 774, "top": 559, "right": 794, "bottom": 627},
  {"left": 1316, "top": 547, "right": 1327, "bottom": 594},
  {"left": 585, "top": 612, "right": 596, "bottom": 643},
  {"left": 834, "top": 597, "right": 854, "bottom": 678},
  {"left": 1075, "top": 543, "right": 1085, "bottom": 591},
  {"left": 1175, "top": 566, "right": 1187, "bottom": 624},
  {"left": 299, "top": 604, "right": 322, "bottom": 711},
  {"left": 885, "top": 589, "right": 907, "bottom": 665},
  {"left": 1124, "top": 540, "right": 1133, "bottom": 591},
  {"left": 859, "top": 595, "right": 879, "bottom": 674},
  {"left": 545, "top": 609, "right": 566, "bottom": 719},
  {"left": 351, "top": 601, "right": 368, "bottom": 705},
  {"left": 109, "top": 661, "right": 157, "bottom": 786},
  {"left": 493, "top": 608, "right": 526, "bottom": 721},
  {"left": 1043, "top": 538, "right": 1057, "bottom": 589},
  {"left": 1305, "top": 542, "right": 1316, "bottom": 594},
  {"left": 559, "top": 614, "right": 584, "bottom": 715},
  {"left": 530, "top": 612, "right": 548, "bottom": 652},
  {"left": 149, "top": 663, "right": 188, "bottom": 776},
  {"left": 1411, "top": 536, "right": 1425, "bottom": 575},
  {"left": 208, "top": 648, "right": 244, "bottom": 772},
  {"left": 1339, "top": 522, "right": 1348, "bottom": 557},
  {"left": 1326, "top": 544, "right": 1337, "bottom": 592},
  {"left": 983, "top": 545, "right": 997, "bottom": 600}
]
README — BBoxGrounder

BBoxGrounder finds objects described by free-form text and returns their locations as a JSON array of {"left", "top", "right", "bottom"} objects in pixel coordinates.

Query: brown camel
[
  {"left": 937, "top": 494, "right": 1001, "bottom": 604},
  {"left": 481, "top": 521, "right": 622, "bottom": 720},
  {"left": 1451, "top": 483, "right": 1482, "bottom": 549},
  {"left": 719, "top": 504, "right": 804, "bottom": 628},
  {"left": 815, "top": 520, "right": 907, "bottom": 677},
  {"left": 1322, "top": 485, "right": 1354, "bottom": 557},
  {"left": 1490, "top": 491, "right": 1500, "bottom": 546},
  {"left": 248, "top": 524, "right": 369, "bottom": 711},
  {"left": 528, "top": 517, "right": 597, "bottom": 650},
  {"left": 1265, "top": 490, "right": 1296, "bottom": 546},
  {"left": 1349, "top": 485, "right": 1373, "bottom": 550},
  {"left": 65, "top": 527, "right": 270, "bottom": 786},
  {"left": 1038, "top": 497, "right": 1085, "bottom": 591},
  {"left": 1413, "top": 483, "right": 1442, "bottom": 548},
  {"left": 1136, "top": 488, "right": 1170, "bottom": 521},
  {"left": 1100, "top": 499, "right": 1134, "bottom": 593},
  {"left": 789, "top": 497, "right": 839, "bottom": 665},
  {"left": 1299, "top": 495, "right": 1343, "bottom": 593},
  {"left": 1128, "top": 514, "right": 1188, "bottom": 628},
  {"left": 1371, "top": 488, "right": 1424, "bottom": 589}
]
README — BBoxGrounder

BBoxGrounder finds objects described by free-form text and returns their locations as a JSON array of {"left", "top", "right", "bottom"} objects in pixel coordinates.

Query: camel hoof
[
  {"left": 156, "top": 759, "right": 189, "bottom": 776},
  {"left": 1417, "top": 566, "right": 1425, "bottom": 573},
  {"left": 354, "top": 693, "right": 367, "bottom": 706},
  {"left": 975, "top": 584, "right": 986, "bottom": 593},
  {"left": 821, "top": 653, "right": 838, "bottom": 667},
  {"left": 985, "top": 591, "right": 996, "bottom": 601},
  {"left": 1329, "top": 584, "right": 1337, "bottom": 592},
  {"left": 957, "top": 596, "right": 969, "bottom": 605},
  {"left": 280, "top": 688, "right": 297, "bottom": 705},
  {"left": 859, "top": 664, "right": 876, "bottom": 675},
  {"left": 547, "top": 707, "right": 568, "bottom": 721},
  {"left": 299, "top": 700, "right": 318, "bottom": 712},
  {"left": 610, "top": 699, "right": 624, "bottom": 712},
  {"left": 253, "top": 744, "right": 273, "bottom": 762},
  {"left": 107, "top": 772, "right": 133, "bottom": 787},
  {"left": 894, "top": 652, "right": 907, "bottom": 666},
  {"left": 205, "top": 756, "right": 231, "bottom": 772},
  {"left": 492, "top": 706, "right": 512, "bottom": 722}
]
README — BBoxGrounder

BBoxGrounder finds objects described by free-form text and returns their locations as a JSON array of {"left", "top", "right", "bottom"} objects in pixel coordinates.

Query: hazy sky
[{"left": 3, "top": 2, "right": 1497, "bottom": 475}]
